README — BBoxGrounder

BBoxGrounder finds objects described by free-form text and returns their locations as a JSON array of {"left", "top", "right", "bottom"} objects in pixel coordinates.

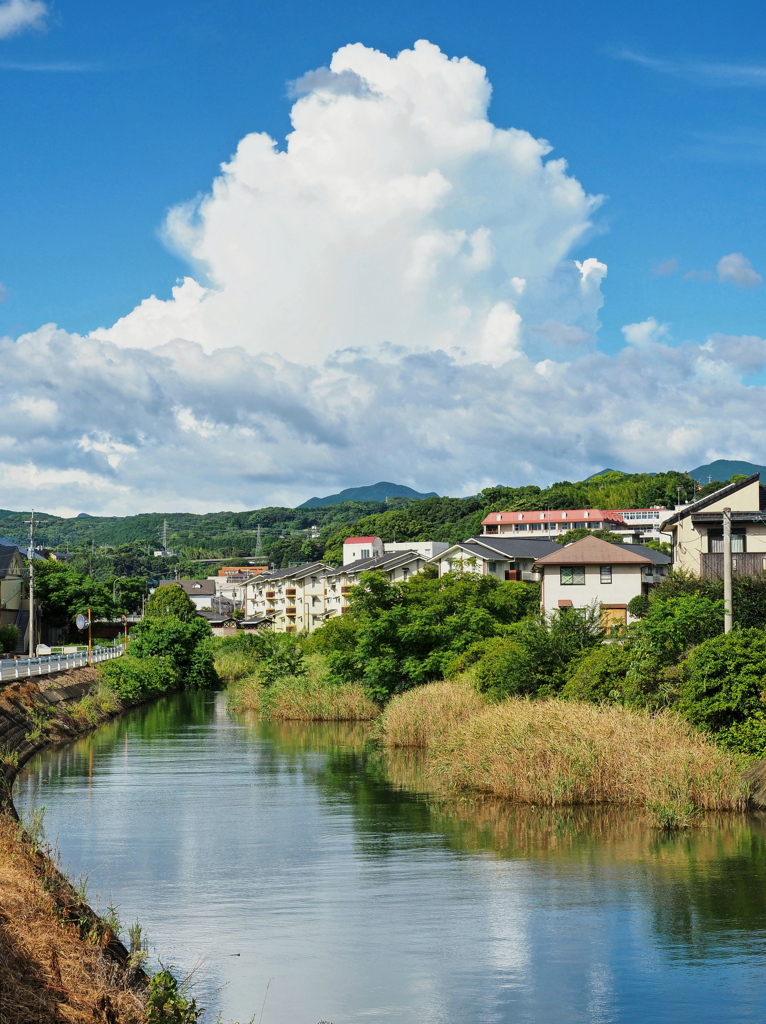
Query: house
[
  {"left": 533, "top": 536, "right": 671, "bottom": 627},
  {"left": 343, "top": 537, "right": 385, "bottom": 564},
  {"left": 481, "top": 509, "right": 628, "bottom": 540},
  {"left": 660, "top": 473, "right": 766, "bottom": 577},
  {"left": 0, "top": 544, "right": 27, "bottom": 647},
  {"left": 608, "top": 507, "right": 669, "bottom": 542},
  {"left": 158, "top": 579, "right": 233, "bottom": 614},
  {"left": 383, "top": 541, "right": 449, "bottom": 559},
  {"left": 196, "top": 609, "right": 239, "bottom": 637},
  {"left": 324, "top": 550, "right": 428, "bottom": 617},
  {"left": 431, "top": 537, "right": 560, "bottom": 580},
  {"left": 243, "top": 562, "right": 331, "bottom": 633}
]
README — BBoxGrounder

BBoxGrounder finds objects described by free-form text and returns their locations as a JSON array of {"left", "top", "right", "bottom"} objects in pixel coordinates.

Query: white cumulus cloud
[
  {"left": 2, "top": 40, "right": 766, "bottom": 515},
  {"left": 716, "top": 252, "right": 762, "bottom": 288},
  {"left": 0, "top": 0, "right": 46, "bottom": 38}
]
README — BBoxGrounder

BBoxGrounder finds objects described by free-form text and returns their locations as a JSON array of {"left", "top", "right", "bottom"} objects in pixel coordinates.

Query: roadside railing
[{"left": 0, "top": 645, "right": 124, "bottom": 682}]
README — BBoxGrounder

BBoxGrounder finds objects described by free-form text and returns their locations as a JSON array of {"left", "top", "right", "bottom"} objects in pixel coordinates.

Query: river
[{"left": 13, "top": 690, "right": 766, "bottom": 1024}]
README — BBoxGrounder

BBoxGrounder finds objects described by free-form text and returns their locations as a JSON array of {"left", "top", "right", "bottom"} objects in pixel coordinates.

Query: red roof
[
  {"left": 481, "top": 509, "right": 625, "bottom": 525},
  {"left": 344, "top": 536, "right": 380, "bottom": 544}
]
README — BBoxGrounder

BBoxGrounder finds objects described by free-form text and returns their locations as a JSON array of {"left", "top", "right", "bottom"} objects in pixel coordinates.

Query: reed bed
[
  {"left": 379, "top": 678, "right": 486, "bottom": 748},
  {"left": 429, "top": 698, "right": 748, "bottom": 811},
  {"left": 227, "top": 673, "right": 264, "bottom": 713},
  {"left": 214, "top": 648, "right": 259, "bottom": 683},
  {"left": 265, "top": 675, "right": 378, "bottom": 721}
]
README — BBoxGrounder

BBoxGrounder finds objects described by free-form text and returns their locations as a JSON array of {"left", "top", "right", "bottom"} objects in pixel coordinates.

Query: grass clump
[
  {"left": 428, "top": 698, "right": 748, "bottom": 811},
  {"left": 214, "top": 648, "right": 259, "bottom": 683},
  {"left": 379, "top": 679, "right": 486, "bottom": 748}
]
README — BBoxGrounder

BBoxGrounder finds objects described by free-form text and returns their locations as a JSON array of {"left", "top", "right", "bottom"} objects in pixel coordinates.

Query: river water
[{"left": 13, "top": 690, "right": 766, "bottom": 1024}]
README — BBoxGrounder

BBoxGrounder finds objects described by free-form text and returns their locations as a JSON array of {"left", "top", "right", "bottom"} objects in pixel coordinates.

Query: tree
[
  {"left": 34, "top": 560, "right": 116, "bottom": 632},
  {"left": 144, "top": 585, "right": 197, "bottom": 622},
  {"left": 679, "top": 629, "right": 766, "bottom": 754},
  {"left": 0, "top": 624, "right": 20, "bottom": 654},
  {"left": 129, "top": 616, "right": 217, "bottom": 688},
  {"left": 555, "top": 528, "right": 623, "bottom": 546}
]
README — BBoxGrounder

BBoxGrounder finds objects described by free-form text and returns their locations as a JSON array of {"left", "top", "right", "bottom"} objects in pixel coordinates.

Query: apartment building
[
  {"left": 481, "top": 509, "right": 627, "bottom": 539},
  {"left": 431, "top": 536, "right": 559, "bottom": 580}
]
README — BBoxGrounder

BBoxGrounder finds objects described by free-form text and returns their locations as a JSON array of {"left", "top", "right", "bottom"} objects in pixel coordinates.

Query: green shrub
[
  {"left": 129, "top": 617, "right": 217, "bottom": 689},
  {"left": 471, "top": 638, "right": 536, "bottom": 701},
  {"left": 634, "top": 593, "right": 724, "bottom": 667},
  {"left": 144, "top": 585, "right": 197, "bottom": 623},
  {"left": 627, "top": 594, "right": 650, "bottom": 620},
  {"left": 99, "top": 655, "right": 179, "bottom": 701},
  {"left": 679, "top": 628, "right": 766, "bottom": 755},
  {"left": 562, "top": 643, "right": 634, "bottom": 703},
  {"left": 0, "top": 624, "right": 19, "bottom": 654}
]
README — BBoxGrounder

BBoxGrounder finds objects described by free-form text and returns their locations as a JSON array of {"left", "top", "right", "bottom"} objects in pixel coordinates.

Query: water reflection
[{"left": 14, "top": 692, "right": 766, "bottom": 1024}]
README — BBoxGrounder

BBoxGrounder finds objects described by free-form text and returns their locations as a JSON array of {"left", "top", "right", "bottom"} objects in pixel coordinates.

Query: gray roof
[
  {"left": 196, "top": 609, "right": 237, "bottom": 625},
  {"left": 160, "top": 579, "right": 216, "bottom": 597},
  {"left": 437, "top": 536, "right": 561, "bottom": 560},
  {"left": 0, "top": 543, "right": 22, "bottom": 579},
  {"left": 324, "top": 550, "right": 424, "bottom": 578},
  {"left": 618, "top": 543, "right": 671, "bottom": 565}
]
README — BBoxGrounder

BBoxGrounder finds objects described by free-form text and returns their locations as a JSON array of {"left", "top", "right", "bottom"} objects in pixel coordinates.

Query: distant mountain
[
  {"left": 583, "top": 469, "right": 624, "bottom": 481},
  {"left": 688, "top": 460, "right": 766, "bottom": 485},
  {"left": 298, "top": 482, "right": 439, "bottom": 509}
]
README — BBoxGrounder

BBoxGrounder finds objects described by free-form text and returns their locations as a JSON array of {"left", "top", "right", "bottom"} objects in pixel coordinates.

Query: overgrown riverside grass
[
  {"left": 378, "top": 678, "right": 486, "bottom": 748},
  {"left": 0, "top": 813, "right": 145, "bottom": 1023},
  {"left": 214, "top": 647, "right": 259, "bottom": 683},
  {"left": 228, "top": 655, "right": 379, "bottom": 721},
  {"left": 380, "top": 681, "right": 748, "bottom": 813}
]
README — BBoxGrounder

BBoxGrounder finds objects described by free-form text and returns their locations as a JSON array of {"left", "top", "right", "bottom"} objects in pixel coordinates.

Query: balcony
[
  {"left": 265, "top": 591, "right": 275, "bottom": 599},
  {"left": 521, "top": 571, "right": 541, "bottom": 583},
  {"left": 700, "top": 552, "right": 766, "bottom": 578},
  {"left": 285, "top": 607, "right": 297, "bottom": 616},
  {"left": 285, "top": 589, "right": 297, "bottom": 597},
  {"left": 341, "top": 586, "right": 353, "bottom": 595}
]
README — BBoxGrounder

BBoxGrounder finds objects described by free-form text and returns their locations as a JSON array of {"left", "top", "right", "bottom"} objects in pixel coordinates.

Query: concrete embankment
[{"left": 0, "top": 666, "right": 148, "bottom": 1023}]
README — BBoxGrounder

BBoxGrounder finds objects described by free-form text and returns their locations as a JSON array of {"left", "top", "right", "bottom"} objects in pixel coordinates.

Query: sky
[{"left": 1, "top": 0, "right": 766, "bottom": 515}]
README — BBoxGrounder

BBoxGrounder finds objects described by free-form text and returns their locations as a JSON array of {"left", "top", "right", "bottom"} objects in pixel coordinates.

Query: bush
[
  {"left": 466, "top": 637, "right": 536, "bottom": 701},
  {"left": 0, "top": 624, "right": 19, "bottom": 654},
  {"left": 129, "top": 617, "right": 217, "bottom": 689},
  {"left": 634, "top": 594, "right": 724, "bottom": 667},
  {"left": 99, "top": 655, "right": 179, "bottom": 701},
  {"left": 562, "top": 643, "right": 634, "bottom": 703},
  {"left": 144, "top": 585, "right": 197, "bottom": 623},
  {"left": 679, "top": 628, "right": 766, "bottom": 754},
  {"left": 627, "top": 594, "right": 650, "bottom": 619}
]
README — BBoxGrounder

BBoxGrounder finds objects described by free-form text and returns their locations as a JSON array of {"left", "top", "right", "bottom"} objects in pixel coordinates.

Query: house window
[
  {"left": 361, "top": 549, "right": 370, "bottom": 558},
  {"left": 488, "top": 561, "right": 497, "bottom": 572},
  {"left": 514, "top": 524, "right": 528, "bottom": 531},
  {"left": 401, "top": 567, "right": 409, "bottom": 579},
  {"left": 561, "top": 567, "right": 585, "bottom": 585},
  {"left": 600, "top": 565, "right": 612, "bottom": 584},
  {"left": 529, "top": 523, "right": 542, "bottom": 531},
  {"left": 708, "top": 531, "right": 746, "bottom": 554}
]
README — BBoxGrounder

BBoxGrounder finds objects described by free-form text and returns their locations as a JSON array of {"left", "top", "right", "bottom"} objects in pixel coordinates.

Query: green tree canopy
[{"left": 144, "top": 584, "right": 197, "bottom": 622}]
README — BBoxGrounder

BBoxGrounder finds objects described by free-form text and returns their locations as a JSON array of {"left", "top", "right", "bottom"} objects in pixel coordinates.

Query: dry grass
[
  {"left": 379, "top": 678, "right": 486, "bottom": 748},
  {"left": 0, "top": 813, "right": 145, "bottom": 1024},
  {"left": 429, "top": 698, "right": 748, "bottom": 811}
]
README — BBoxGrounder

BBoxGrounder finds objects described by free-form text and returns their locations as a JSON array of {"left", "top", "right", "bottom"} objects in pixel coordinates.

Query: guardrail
[{"left": 0, "top": 645, "right": 124, "bottom": 682}]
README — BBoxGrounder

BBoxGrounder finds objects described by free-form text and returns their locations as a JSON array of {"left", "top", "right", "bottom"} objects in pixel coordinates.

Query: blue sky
[
  {"left": 2, "top": 0, "right": 766, "bottom": 513},
  {"left": 3, "top": 0, "right": 765, "bottom": 346}
]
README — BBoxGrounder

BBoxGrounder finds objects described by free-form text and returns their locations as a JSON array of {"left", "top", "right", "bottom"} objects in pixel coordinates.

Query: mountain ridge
[{"left": 298, "top": 481, "right": 439, "bottom": 509}]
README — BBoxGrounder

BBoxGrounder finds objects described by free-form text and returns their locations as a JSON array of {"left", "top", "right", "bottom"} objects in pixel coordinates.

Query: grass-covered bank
[
  {"left": 379, "top": 681, "right": 749, "bottom": 816},
  {"left": 217, "top": 634, "right": 378, "bottom": 721}
]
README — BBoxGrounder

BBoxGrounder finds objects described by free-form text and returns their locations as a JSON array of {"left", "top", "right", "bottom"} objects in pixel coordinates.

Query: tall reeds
[
  {"left": 379, "top": 681, "right": 748, "bottom": 812},
  {"left": 379, "top": 678, "right": 486, "bottom": 748},
  {"left": 428, "top": 697, "right": 748, "bottom": 811}
]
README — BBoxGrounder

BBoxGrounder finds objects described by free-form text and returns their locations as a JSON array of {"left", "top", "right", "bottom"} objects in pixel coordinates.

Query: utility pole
[
  {"left": 26, "top": 511, "right": 35, "bottom": 657},
  {"left": 723, "top": 507, "right": 733, "bottom": 633}
]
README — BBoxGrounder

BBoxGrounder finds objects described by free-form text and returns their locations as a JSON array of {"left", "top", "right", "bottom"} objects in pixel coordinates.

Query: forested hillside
[{"left": 0, "top": 470, "right": 704, "bottom": 581}]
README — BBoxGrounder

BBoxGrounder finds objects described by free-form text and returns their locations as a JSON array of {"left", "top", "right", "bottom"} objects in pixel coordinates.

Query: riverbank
[{"left": 0, "top": 668, "right": 151, "bottom": 1023}]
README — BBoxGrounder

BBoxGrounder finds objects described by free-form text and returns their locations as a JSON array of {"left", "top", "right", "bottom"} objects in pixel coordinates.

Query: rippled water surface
[{"left": 14, "top": 691, "right": 766, "bottom": 1024}]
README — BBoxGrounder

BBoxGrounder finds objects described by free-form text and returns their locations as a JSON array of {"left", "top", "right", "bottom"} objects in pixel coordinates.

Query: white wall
[
  {"left": 541, "top": 563, "right": 645, "bottom": 620},
  {"left": 384, "top": 541, "right": 449, "bottom": 558},
  {"left": 343, "top": 538, "right": 384, "bottom": 564}
]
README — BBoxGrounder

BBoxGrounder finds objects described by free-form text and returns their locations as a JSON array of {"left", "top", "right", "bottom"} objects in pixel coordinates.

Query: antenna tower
[{"left": 255, "top": 524, "right": 262, "bottom": 556}]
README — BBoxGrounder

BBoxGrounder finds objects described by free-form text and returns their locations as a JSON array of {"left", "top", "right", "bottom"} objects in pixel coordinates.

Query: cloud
[
  {"left": 0, "top": 0, "right": 47, "bottom": 39},
  {"left": 716, "top": 252, "right": 762, "bottom": 288},
  {"left": 0, "top": 60, "right": 96, "bottom": 71},
  {"left": 287, "top": 66, "right": 375, "bottom": 98},
  {"left": 621, "top": 317, "right": 669, "bottom": 348},
  {"left": 651, "top": 258, "right": 678, "bottom": 277},
  {"left": 2, "top": 40, "right": 766, "bottom": 515},
  {"left": 616, "top": 49, "right": 766, "bottom": 87}
]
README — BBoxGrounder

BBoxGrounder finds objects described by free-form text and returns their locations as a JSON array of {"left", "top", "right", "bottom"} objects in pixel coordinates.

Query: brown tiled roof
[{"left": 534, "top": 536, "right": 652, "bottom": 566}]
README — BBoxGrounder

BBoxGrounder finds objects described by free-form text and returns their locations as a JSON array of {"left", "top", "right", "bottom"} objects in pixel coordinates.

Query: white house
[
  {"left": 158, "top": 579, "right": 232, "bottom": 614},
  {"left": 533, "top": 536, "right": 671, "bottom": 627},
  {"left": 431, "top": 537, "right": 560, "bottom": 580}
]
